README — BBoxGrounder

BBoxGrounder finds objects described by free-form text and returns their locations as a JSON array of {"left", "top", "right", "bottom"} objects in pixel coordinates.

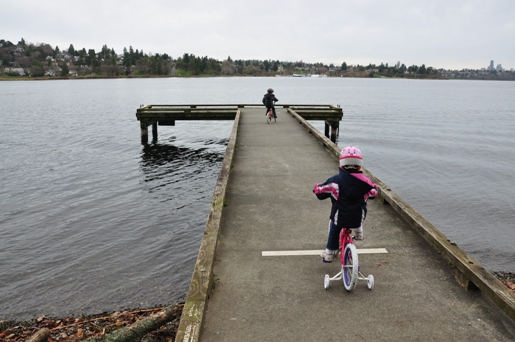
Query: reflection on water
[
  {"left": 139, "top": 139, "right": 227, "bottom": 198},
  {"left": 141, "top": 139, "right": 226, "bottom": 172}
]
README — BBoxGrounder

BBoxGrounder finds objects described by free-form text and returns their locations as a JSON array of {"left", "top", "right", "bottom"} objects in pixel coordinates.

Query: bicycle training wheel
[
  {"left": 324, "top": 274, "right": 330, "bottom": 290},
  {"left": 342, "top": 244, "right": 358, "bottom": 291},
  {"left": 367, "top": 275, "right": 374, "bottom": 290}
]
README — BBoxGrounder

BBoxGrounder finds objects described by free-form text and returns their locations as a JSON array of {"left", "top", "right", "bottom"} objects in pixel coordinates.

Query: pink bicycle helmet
[{"left": 339, "top": 145, "right": 363, "bottom": 167}]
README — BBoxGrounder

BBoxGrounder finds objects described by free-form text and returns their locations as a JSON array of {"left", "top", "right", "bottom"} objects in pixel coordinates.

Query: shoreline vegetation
[
  {"left": 3, "top": 73, "right": 515, "bottom": 81},
  {"left": 2, "top": 38, "right": 514, "bottom": 81}
]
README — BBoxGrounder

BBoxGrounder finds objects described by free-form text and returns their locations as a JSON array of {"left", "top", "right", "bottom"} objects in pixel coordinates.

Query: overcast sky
[{"left": 2, "top": 0, "right": 514, "bottom": 70}]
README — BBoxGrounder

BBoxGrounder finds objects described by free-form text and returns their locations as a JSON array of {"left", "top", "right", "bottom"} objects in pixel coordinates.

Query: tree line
[
  {"left": 0, "top": 39, "right": 172, "bottom": 77},
  {"left": 1, "top": 38, "right": 513, "bottom": 80}
]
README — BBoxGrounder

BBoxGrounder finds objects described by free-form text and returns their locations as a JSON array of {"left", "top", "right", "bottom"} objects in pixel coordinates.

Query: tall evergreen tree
[{"left": 61, "top": 63, "right": 69, "bottom": 76}]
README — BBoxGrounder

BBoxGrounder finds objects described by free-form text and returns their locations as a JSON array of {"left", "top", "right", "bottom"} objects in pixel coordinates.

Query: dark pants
[
  {"left": 266, "top": 106, "right": 277, "bottom": 117},
  {"left": 326, "top": 220, "right": 341, "bottom": 251},
  {"left": 326, "top": 215, "right": 363, "bottom": 250}
]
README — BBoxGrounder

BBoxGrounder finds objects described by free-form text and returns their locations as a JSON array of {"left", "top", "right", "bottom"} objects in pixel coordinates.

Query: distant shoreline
[
  {"left": 2, "top": 75, "right": 515, "bottom": 81},
  {"left": 0, "top": 75, "right": 169, "bottom": 81}
]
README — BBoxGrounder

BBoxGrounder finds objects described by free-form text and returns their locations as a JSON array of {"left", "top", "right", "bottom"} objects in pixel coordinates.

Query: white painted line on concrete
[{"left": 262, "top": 248, "right": 388, "bottom": 256}]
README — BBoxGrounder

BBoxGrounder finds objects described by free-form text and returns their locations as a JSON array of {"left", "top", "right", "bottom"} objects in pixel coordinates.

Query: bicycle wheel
[
  {"left": 342, "top": 244, "right": 358, "bottom": 291},
  {"left": 267, "top": 110, "right": 272, "bottom": 124}
]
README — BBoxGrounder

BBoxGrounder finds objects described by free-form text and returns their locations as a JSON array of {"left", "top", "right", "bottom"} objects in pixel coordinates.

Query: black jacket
[
  {"left": 262, "top": 93, "right": 278, "bottom": 107},
  {"left": 314, "top": 168, "right": 376, "bottom": 229}
]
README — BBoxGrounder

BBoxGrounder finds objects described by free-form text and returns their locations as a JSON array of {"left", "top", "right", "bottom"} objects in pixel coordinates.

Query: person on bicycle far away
[
  {"left": 262, "top": 88, "right": 279, "bottom": 118},
  {"left": 313, "top": 146, "right": 378, "bottom": 262}
]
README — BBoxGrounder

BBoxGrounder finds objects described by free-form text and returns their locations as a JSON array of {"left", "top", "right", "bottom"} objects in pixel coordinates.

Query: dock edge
[{"left": 175, "top": 109, "right": 241, "bottom": 342}]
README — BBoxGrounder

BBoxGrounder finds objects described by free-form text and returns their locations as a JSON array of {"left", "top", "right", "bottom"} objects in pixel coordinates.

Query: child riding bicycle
[
  {"left": 262, "top": 88, "right": 278, "bottom": 118},
  {"left": 313, "top": 146, "right": 378, "bottom": 263}
]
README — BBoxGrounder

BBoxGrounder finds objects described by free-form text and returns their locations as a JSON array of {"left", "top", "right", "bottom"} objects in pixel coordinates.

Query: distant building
[
  {"left": 5, "top": 67, "right": 25, "bottom": 76},
  {"left": 496, "top": 64, "right": 503, "bottom": 71},
  {"left": 487, "top": 60, "right": 494, "bottom": 71}
]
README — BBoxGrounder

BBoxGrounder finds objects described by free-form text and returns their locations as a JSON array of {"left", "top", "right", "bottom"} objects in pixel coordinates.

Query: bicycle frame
[
  {"left": 339, "top": 228, "right": 354, "bottom": 264},
  {"left": 323, "top": 226, "right": 374, "bottom": 291},
  {"left": 266, "top": 101, "right": 276, "bottom": 124}
]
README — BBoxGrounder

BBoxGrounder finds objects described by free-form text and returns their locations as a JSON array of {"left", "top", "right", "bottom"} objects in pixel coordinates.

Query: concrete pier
[{"left": 171, "top": 107, "right": 515, "bottom": 341}]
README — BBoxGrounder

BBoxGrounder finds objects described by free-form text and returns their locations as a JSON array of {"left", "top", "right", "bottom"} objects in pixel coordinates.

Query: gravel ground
[{"left": 493, "top": 272, "right": 515, "bottom": 292}]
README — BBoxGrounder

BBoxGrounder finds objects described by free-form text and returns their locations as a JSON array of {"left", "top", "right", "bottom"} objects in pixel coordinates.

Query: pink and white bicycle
[
  {"left": 323, "top": 223, "right": 374, "bottom": 291},
  {"left": 266, "top": 102, "right": 276, "bottom": 124},
  {"left": 266, "top": 107, "right": 276, "bottom": 124}
]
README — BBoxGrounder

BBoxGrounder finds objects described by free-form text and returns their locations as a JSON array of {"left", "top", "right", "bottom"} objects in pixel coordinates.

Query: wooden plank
[
  {"left": 262, "top": 248, "right": 388, "bottom": 256},
  {"left": 139, "top": 104, "right": 338, "bottom": 108},
  {"left": 137, "top": 112, "right": 237, "bottom": 120},
  {"left": 140, "top": 108, "right": 239, "bottom": 112}
]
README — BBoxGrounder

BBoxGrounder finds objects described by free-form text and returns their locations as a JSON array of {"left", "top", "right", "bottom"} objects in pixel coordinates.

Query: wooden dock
[{"left": 136, "top": 104, "right": 343, "bottom": 144}]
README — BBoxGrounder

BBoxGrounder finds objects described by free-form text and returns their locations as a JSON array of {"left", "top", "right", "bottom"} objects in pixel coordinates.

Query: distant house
[
  {"left": 13, "top": 47, "right": 25, "bottom": 57},
  {"left": 5, "top": 67, "right": 25, "bottom": 76},
  {"left": 46, "top": 56, "right": 56, "bottom": 65}
]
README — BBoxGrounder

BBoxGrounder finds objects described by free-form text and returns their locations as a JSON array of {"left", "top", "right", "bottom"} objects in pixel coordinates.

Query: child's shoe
[
  {"left": 353, "top": 231, "right": 364, "bottom": 240},
  {"left": 321, "top": 249, "right": 338, "bottom": 263}
]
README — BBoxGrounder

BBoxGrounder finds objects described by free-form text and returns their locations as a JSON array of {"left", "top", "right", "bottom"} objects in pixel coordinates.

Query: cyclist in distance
[
  {"left": 313, "top": 146, "right": 378, "bottom": 262},
  {"left": 262, "top": 88, "right": 279, "bottom": 118}
]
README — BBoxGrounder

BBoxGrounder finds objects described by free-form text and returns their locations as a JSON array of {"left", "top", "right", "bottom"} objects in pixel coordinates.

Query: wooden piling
[
  {"left": 330, "top": 122, "right": 339, "bottom": 143},
  {"left": 141, "top": 124, "right": 148, "bottom": 144},
  {"left": 152, "top": 122, "right": 158, "bottom": 140}
]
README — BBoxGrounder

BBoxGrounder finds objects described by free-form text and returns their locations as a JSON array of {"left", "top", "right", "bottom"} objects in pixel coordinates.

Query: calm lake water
[{"left": 1, "top": 77, "right": 514, "bottom": 320}]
